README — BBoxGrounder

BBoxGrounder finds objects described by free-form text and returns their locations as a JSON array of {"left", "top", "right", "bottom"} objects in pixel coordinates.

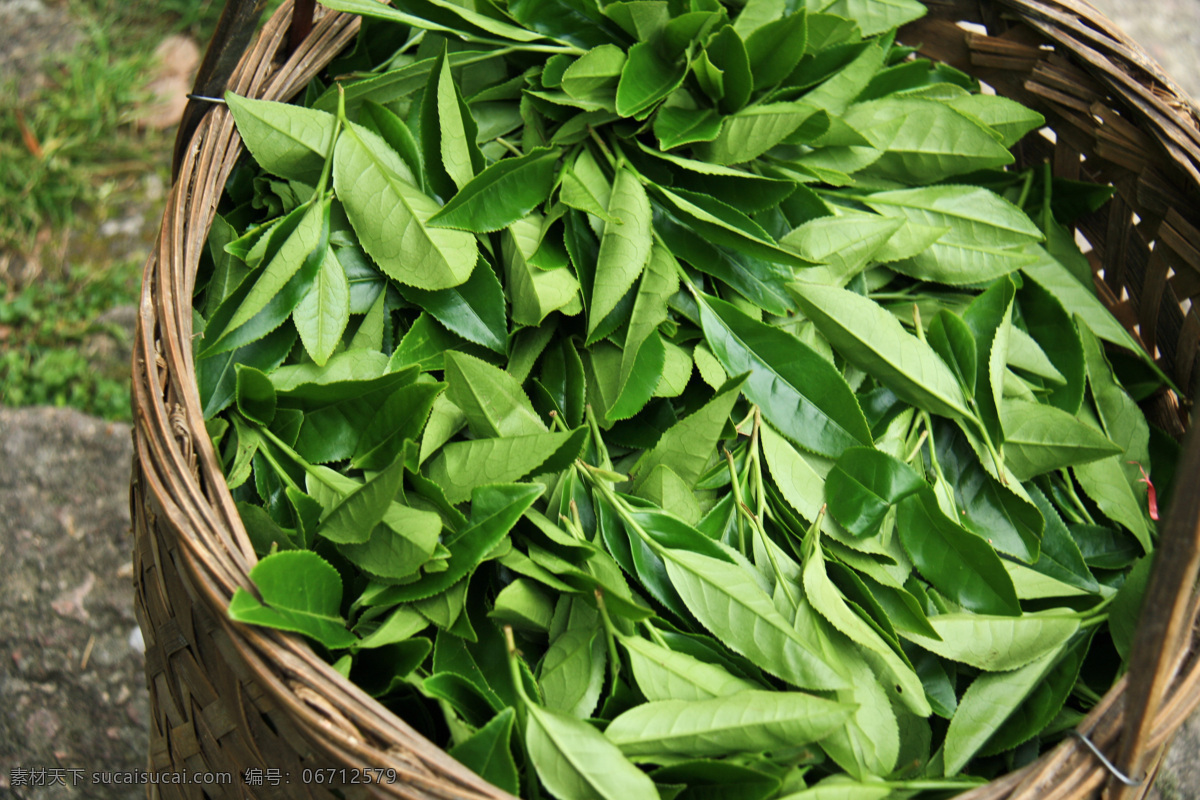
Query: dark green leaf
[
  {"left": 235, "top": 365, "right": 277, "bottom": 426},
  {"left": 616, "top": 41, "right": 687, "bottom": 118},
  {"left": 825, "top": 447, "right": 924, "bottom": 537},
  {"left": 448, "top": 708, "right": 520, "bottom": 795},
  {"left": 896, "top": 488, "right": 1021, "bottom": 616}
]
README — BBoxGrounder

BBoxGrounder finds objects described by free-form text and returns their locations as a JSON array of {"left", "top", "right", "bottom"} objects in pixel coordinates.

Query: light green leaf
[
  {"left": 525, "top": 700, "right": 659, "bottom": 800},
  {"left": 541, "top": 626, "right": 606, "bottom": 718},
  {"left": 448, "top": 708, "right": 520, "bottom": 795},
  {"left": 790, "top": 282, "right": 971, "bottom": 419},
  {"left": 615, "top": 41, "right": 687, "bottom": 118},
  {"left": 429, "top": 147, "right": 560, "bottom": 233},
  {"left": 292, "top": 245, "right": 350, "bottom": 366},
  {"left": 631, "top": 375, "right": 745, "bottom": 491},
  {"left": 225, "top": 92, "right": 336, "bottom": 184},
  {"left": 803, "top": 526, "right": 929, "bottom": 716},
  {"left": 843, "top": 97, "right": 1014, "bottom": 183},
  {"left": 944, "top": 644, "right": 1065, "bottom": 775},
  {"left": 697, "top": 102, "right": 821, "bottom": 165},
  {"left": 660, "top": 547, "right": 847, "bottom": 690},
  {"left": 427, "top": 429, "right": 587, "bottom": 503},
  {"left": 863, "top": 185, "right": 1042, "bottom": 284},
  {"left": 1000, "top": 399, "right": 1122, "bottom": 480},
  {"left": 783, "top": 211, "right": 903, "bottom": 286},
  {"left": 621, "top": 633, "right": 760, "bottom": 702},
  {"left": 317, "top": 456, "right": 408, "bottom": 545},
  {"left": 588, "top": 167, "right": 653, "bottom": 338},
  {"left": 445, "top": 350, "right": 549, "bottom": 438},
  {"left": 505, "top": 216, "right": 583, "bottom": 326},
  {"left": 900, "top": 612, "right": 1079, "bottom": 671},
  {"left": 605, "top": 691, "right": 854, "bottom": 757},
  {"left": 823, "top": 0, "right": 925, "bottom": 36},
  {"left": 944, "top": 94, "right": 1044, "bottom": 148},
  {"left": 334, "top": 119, "right": 477, "bottom": 290}
]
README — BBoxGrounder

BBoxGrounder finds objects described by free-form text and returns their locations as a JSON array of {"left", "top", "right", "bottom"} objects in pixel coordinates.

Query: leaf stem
[
  {"left": 495, "top": 136, "right": 523, "bottom": 157},
  {"left": 503, "top": 625, "right": 540, "bottom": 800},
  {"left": 725, "top": 449, "right": 748, "bottom": 554},
  {"left": 594, "top": 590, "right": 623, "bottom": 687},
  {"left": 1058, "top": 470, "right": 1096, "bottom": 525},
  {"left": 919, "top": 411, "right": 959, "bottom": 518},
  {"left": 749, "top": 407, "right": 767, "bottom": 522},
  {"left": 586, "top": 125, "right": 617, "bottom": 170},
  {"left": 640, "top": 619, "right": 670, "bottom": 648}
]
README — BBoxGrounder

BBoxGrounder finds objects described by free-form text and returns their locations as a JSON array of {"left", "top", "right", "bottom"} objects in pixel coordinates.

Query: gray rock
[{"left": 0, "top": 408, "right": 145, "bottom": 799}]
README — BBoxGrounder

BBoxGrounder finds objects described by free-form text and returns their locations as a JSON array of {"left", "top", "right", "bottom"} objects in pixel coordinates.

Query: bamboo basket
[{"left": 131, "top": 0, "right": 1200, "bottom": 797}]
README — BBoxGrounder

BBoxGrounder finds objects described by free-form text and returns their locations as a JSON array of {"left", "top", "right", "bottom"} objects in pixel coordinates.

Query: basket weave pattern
[{"left": 132, "top": 1, "right": 1200, "bottom": 798}]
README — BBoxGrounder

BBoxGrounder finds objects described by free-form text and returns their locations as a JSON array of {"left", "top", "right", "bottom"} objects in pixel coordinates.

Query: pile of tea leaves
[{"left": 195, "top": 0, "right": 1176, "bottom": 795}]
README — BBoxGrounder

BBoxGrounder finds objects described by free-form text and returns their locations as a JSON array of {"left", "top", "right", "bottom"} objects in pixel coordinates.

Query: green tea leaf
[
  {"left": 229, "top": 551, "right": 356, "bottom": 649},
  {"left": 525, "top": 700, "right": 659, "bottom": 800},
  {"left": 427, "top": 429, "right": 587, "bottom": 503},
  {"left": 375, "top": 483, "right": 542, "bottom": 604},
  {"left": 943, "top": 643, "right": 1066, "bottom": 775},
  {"left": 334, "top": 119, "right": 477, "bottom": 290},
  {"left": 944, "top": 93, "right": 1043, "bottom": 148},
  {"left": 1000, "top": 400, "right": 1122, "bottom": 481},
  {"left": 697, "top": 293, "right": 871, "bottom": 458},
  {"left": 616, "top": 41, "right": 687, "bottom": 118},
  {"left": 790, "top": 282, "right": 971, "bottom": 419},
  {"left": 400, "top": 259, "right": 508, "bottom": 354},
  {"left": 864, "top": 186, "right": 1041, "bottom": 284},
  {"left": 235, "top": 365, "right": 277, "bottom": 426},
  {"left": 429, "top": 147, "right": 561, "bottom": 233},
  {"left": 631, "top": 375, "right": 745, "bottom": 491},
  {"left": 697, "top": 102, "right": 821, "bottom": 165},
  {"left": 746, "top": 12, "right": 808, "bottom": 89},
  {"left": 823, "top": 0, "right": 924, "bottom": 36},
  {"left": 843, "top": 98, "right": 1014, "bottom": 183},
  {"left": 446, "top": 350, "right": 549, "bottom": 438},
  {"left": 1021, "top": 247, "right": 1171, "bottom": 388},
  {"left": 896, "top": 488, "right": 1020, "bottom": 616},
  {"left": 225, "top": 93, "right": 336, "bottom": 184},
  {"left": 352, "top": 381, "right": 445, "bottom": 470},
  {"left": 825, "top": 447, "right": 924, "bottom": 537},
  {"left": 900, "top": 611, "right": 1079, "bottom": 671},
  {"left": 660, "top": 547, "right": 847, "bottom": 690},
  {"left": 292, "top": 245, "right": 350, "bottom": 366},
  {"left": 318, "top": 456, "right": 408, "bottom": 545},
  {"left": 203, "top": 199, "right": 330, "bottom": 356},
  {"left": 541, "top": 626, "right": 606, "bottom": 718},
  {"left": 605, "top": 691, "right": 854, "bottom": 757},
  {"left": 802, "top": 525, "right": 930, "bottom": 717},
  {"left": 505, "top": 215, "right": 583, "bottom": 326},
  {"left": 621, "top": 634, "right": 761, "bottom": 702},
  {"left": 448, "top": 708, "right": 520, "bottom": 795},
  {"left": 589, "top": 167, "right": 653, "bottom": 339}
]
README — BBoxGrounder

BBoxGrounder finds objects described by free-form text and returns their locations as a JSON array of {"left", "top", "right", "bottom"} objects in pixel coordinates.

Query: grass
[
  {"left": 0, "top": 257, "right": 142, "bottom": 420},
  {"left": 0, "top": 0, "right": 224, "bottom": 420}
]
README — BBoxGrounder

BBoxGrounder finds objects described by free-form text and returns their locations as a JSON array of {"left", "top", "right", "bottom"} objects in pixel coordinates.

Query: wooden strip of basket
[{"left": 131, "top": 1, "right": 1200, "bottom": 798}]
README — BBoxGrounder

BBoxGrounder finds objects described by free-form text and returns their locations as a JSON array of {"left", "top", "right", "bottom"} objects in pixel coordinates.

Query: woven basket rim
[{"left": 133, "top": 2, "right": 1200, "bottom": 798}]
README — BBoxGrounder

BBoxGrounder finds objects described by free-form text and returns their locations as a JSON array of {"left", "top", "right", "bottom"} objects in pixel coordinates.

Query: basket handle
[
  {"left": 1113, "top": 419, "right": 1200, "bottom": 797},
  {"left": 171, "top": 0, "right": 317, "bottom": 178}
]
